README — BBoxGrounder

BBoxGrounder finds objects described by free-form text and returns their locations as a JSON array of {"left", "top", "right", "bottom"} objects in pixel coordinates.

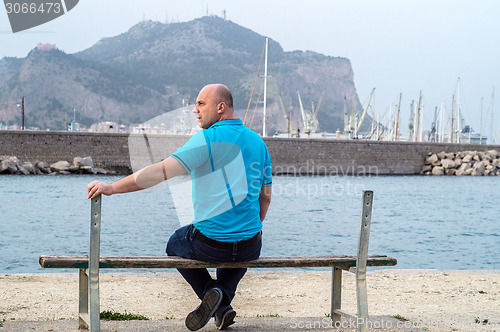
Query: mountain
[
  {"left": 0, "top": 16, "right": 363, "bottom": 132},
  {"left": 0, "top": 48, "right": 170, "bottom": 129}
]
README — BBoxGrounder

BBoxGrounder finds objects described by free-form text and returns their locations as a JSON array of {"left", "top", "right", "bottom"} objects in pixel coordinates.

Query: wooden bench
[{"left": 39, "top": 190, "right": 397, "bottom": 331}]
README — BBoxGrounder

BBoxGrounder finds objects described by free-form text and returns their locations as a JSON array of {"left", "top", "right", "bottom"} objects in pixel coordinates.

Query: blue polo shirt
[{"left": 171, "top": 119, "right": 272, "bottom": 242}]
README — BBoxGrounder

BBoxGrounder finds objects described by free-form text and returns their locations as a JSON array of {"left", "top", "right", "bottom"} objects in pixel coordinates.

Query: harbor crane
[
  {"left": 356, "top": 88, "right": 376, "bottom": 132},
  {"left": 312, "top": 89, "right": 325, "bottom": 132},
  {"left": 297, "top": 92, "right": 310, "bottom": 135},
  {"left": 297, "top": 89, "right": 325, "bottom": 135},
  {"left": 344, "top": 88, "right": 375, "bottom": 138},
  {"left": 278, "top": 93, "right": 294, "bottom": 137}
]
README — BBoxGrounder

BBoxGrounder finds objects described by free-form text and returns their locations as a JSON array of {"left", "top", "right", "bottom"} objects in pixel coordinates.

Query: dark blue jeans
[{"left": 166, "top": 224, "right": 261, "bottom": 305}]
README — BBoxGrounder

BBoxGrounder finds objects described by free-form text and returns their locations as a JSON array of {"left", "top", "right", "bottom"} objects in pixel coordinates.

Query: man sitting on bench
[{"left": 87, "top": 84, "right": 273, "bottom": 331}]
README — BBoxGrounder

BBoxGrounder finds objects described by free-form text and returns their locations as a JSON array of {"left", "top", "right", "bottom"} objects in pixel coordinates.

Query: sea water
[{"left": 0, "top": 174, "right": 498, "bottom": 273}]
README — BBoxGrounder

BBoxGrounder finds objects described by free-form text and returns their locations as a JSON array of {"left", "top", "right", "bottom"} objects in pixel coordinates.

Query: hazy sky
[{"left": 1, "top": 0, "right": 499, "bottom": 140}]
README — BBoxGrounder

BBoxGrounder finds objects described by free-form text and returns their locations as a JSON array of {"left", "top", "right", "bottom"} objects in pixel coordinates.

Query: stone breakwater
[
  {"left": 2, "top": 130, "right": 500, "bottom": 175},
  {"left": 0, "top": 155, "right": 117, "bottom": 175},
  {"left": 422, "top": 150, "right": 500, "bottom": 176}
]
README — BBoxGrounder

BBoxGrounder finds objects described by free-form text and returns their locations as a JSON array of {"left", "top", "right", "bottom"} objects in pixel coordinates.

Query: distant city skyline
[{"left": 1, "top": 0, "right": 499, "bottom": 142}]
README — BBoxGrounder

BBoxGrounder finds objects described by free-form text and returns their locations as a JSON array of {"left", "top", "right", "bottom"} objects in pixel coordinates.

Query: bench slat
[{"left": 39, "top": 255, "right": 397, "bottom": 269}]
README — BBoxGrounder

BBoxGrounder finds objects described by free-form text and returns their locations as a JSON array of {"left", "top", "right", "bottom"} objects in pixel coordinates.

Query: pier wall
[{"left": 1, "top": 130, "right": 499, "bottom": 175}]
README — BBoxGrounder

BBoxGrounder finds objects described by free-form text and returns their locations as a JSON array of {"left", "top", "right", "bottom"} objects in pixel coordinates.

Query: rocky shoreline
[
  {"left": 0, "top": 155, "right": 117, "bottom": 175},
  {"left": 3, "top": 149, "right": 500, "bottom": 177},
  {"left": 422, "top": 149, "right": 500, "bottom": 176}
]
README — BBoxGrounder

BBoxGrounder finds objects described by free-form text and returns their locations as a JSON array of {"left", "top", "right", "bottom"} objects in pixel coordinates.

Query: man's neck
[{"left": 218, "top": 115, "right": 235, "bottom": 122}]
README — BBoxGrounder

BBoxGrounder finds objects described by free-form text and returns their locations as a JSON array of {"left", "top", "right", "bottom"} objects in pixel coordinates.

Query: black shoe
[
  {"left": 185, "top": 288, "right": 223, "bottom": 331},
  {"left": 214, "top": 305, "right": 236, "bottom": 330}
]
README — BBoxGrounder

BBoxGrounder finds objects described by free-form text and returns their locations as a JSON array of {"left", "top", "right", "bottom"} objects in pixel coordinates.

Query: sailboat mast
[
  {"left": 389, "top": 103, "right": 393, "bottom": 140},
  {"left": 395, "top": 92, "right": 402, "bottom": 141},
  {"left": 480, "top": 97, "right": 483, "bottom": 144},
  {"left": 262, "top": 37, "right": 268, "bottom": 137},
  {"left": 416, "top": 91, "right": 422, "bottom": 142},
  {"left": 351, "top": 89, "right": 357, "bottom": 134},
  {"left": 343, "top": 96, "right": 348, "bottom": 133},
  {"left": 433, "top": 106, "right": 438, "bottom": 142},
  {"left": 420, "top": 104, "right": 424, "bottom": 142},
  {"left": 440, "top": 101, "right": 445, "bottom": 143},
  {"left": 489, "top": 87, "right": 495, "bottom": 145},
  {"left": 414, "top": 102, "right": 417, "bottom": 141},
  {"left": 450, "top": 93, "right": 455, "bottom": 143},
  {"left": 408, "top": 100, "right": 415, "bottom": 141},
  {"left": 456, "top": 78, "right": 461, "bottom": 143}
]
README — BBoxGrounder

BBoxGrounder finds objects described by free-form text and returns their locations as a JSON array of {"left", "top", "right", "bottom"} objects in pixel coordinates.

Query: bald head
[
  {"left": 215, "top": 84, "right": 233, "bottom": 109},
  {"left": 205, "top": 84, "right": 234, "bottom": 110},
  {"left": 193, "top": 84, "right": 235, "bottom": 128}
]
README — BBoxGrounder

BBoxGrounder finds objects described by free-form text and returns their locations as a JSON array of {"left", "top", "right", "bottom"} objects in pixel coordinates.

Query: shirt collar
[{"left": 209, "top": 119, "right": 243, "bottom": 128}]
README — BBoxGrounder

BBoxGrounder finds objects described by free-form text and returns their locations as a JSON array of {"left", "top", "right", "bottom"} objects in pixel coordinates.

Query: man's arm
[
  {"left": 87, "top": 156, "right": 186, "bottom": 199},
  {"left": 259, "top": 185, "right": 272, "bottom": 222}
]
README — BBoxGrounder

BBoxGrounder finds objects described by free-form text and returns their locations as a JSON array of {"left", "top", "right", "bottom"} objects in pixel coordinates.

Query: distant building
[
  {"left": 67, "top": 122, "right": 82, "bottom": 132},
  {"left": 89, "top": 121, "right": 119, "bottom": 133},
  {"left": 119, "top": 124, "right": 129, "bottom": 133},
  {"left": 131, "top": 123, "right": 169, "bottom": 135}
]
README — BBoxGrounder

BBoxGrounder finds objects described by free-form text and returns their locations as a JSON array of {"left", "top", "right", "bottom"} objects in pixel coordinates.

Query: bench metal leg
[
  {"left": 331, "top": 267, "right": 342, "bottom": 325},
  {"left": 89, "top": 195, "right": 101, "bottom": 332},
  {"left": 330, "top": 191, "right": 373, "bottom": 331},
  {"left": 79, "top": 268, "right": 89, "bottom": 329},
  {"left": 356, "top": 190, "right": 373, "bottom": 332},
  {"left": 356, "top": 271, "right": 368, "bottom": 332}
]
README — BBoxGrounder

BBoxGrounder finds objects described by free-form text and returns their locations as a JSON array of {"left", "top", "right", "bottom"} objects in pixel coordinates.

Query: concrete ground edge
[{"left": 0, "top": 315, "right": 426, "bottom": 331}]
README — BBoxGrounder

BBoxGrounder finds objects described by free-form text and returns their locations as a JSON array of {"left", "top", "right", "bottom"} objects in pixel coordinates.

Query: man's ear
[{"left": 217, "top": 102, "right": 225, "bottom": 113}]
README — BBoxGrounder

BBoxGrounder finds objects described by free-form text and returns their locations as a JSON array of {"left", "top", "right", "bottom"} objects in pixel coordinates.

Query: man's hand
[{"left": 87, "top": 180, "right": 113, "bottom": 199}]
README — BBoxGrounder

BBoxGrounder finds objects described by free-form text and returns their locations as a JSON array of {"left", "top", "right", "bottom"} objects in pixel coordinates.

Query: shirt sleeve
[
  {"left": 262, "top": 146, "right": 272, "bottom": 187},
  {"left": 170, "top": 130, "right": 209, "bottom": 173}
]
